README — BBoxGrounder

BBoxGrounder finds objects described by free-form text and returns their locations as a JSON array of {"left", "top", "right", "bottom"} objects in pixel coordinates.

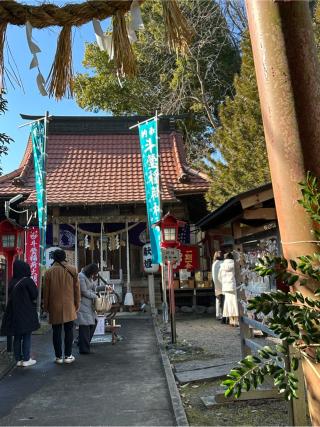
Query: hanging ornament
[
  {"left": 130, "top": 0, "right": 144, "bottom": 31},
  {"left": 108, "top": 235, "right": 119, "bottom": 251},
  {"left": 89, "top": 237, "right": 95, "bottom": 251},
  {"left": 25, "top": 21, "right": 47, "bottom": 96},
  {"left": 115, "top": 234, "right": 120, "bottom": 250},
  {"left": 84, "top": 235, "right": 90, "bottom": 249},
  {"left": 92, "top": 19, "right": 114, "bottom": 58}
]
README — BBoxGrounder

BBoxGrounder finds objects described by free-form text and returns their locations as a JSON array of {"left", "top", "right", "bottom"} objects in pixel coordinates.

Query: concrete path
[{"left": 0, "top": 319, "right": 176, "bottom": 426}]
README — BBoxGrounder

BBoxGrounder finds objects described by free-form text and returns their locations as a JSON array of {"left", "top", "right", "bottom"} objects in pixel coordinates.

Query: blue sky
[{"left": 1, "top": 18, "right": 108, "bottom": 175}]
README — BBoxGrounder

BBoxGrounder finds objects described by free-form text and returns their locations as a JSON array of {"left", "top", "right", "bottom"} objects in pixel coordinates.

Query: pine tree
[{"left": 205, "top": 34, "right": 270, "bottom": 209}]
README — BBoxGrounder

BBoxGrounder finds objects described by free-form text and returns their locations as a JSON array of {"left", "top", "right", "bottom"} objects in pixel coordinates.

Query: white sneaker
[
  {"left": 55, "top": 357, "right": 64, "bottom": 364},
  {"left": 64, "top": 355, "right": 75, "bottom": 364},
  {"left": 22, "top": 359, "right": 37, "bottom": 367},
  {"left": 16, "top": 361, "right": 23, "bottom": 367}
]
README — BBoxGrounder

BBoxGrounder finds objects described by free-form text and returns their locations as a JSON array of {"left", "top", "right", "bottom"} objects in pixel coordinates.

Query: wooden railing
[{"left": 238, "top": 287, "right": 308, "bottom": 426}]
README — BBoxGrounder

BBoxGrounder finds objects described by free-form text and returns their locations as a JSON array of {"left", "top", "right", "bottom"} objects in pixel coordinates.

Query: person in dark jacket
[{"left": 0, "top": 260, "right": 40, "bottom": 367}]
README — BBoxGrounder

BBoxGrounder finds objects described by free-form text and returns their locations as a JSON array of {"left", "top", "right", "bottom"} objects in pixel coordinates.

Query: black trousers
[
  {"left": 52, "top": 321, "right": 74, "bottom": 358},
  {"left": 78, "top": 323, "right": 97, "bottom": 354}
]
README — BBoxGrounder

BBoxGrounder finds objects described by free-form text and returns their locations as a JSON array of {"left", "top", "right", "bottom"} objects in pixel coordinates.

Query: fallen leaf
[{"left": 180, "top": 383, "right": 190, "bottom": 388}]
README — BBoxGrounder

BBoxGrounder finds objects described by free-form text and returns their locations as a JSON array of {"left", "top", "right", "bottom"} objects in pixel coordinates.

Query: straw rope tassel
[
  {"left": 0, "top": 23, "right": 7, "bottom": 90},
  {"left": 112, "top": 11, "right": 136, "bottom": 77},
  {"left": 47, "top": 25, "right": 73, "bottom": 99},
  {"left": 161, "top": 0, "right": 192, "bottom": 54}
]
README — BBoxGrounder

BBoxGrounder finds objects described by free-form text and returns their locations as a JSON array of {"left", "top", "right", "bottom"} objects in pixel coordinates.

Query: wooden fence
[{"left": 238, "top": 287, "right": 308, "bottom": 426}]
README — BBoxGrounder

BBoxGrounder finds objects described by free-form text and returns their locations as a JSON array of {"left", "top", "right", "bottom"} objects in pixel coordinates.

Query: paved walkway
[{"left": 0, "top": 318, "right": 176, "bottom": 426}]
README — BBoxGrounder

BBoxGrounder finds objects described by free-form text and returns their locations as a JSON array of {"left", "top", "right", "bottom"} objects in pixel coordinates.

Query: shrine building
[{"left": 0, "top": 115, "right": 209, "bottom": 306}]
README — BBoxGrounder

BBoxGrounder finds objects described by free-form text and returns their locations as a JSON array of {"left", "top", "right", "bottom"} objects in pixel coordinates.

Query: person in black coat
[{"left": 0, "top": 260, "right": 40, "bottom": 367}]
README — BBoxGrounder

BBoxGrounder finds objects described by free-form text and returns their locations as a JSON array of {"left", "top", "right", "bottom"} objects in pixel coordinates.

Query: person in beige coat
[{"left": 44, "top": 249, "right": 80, "bottom": 364}]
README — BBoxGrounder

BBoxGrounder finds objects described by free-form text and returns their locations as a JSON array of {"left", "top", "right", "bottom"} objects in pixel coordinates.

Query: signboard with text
[
  {"left": 161, "top": 244, "right": 199, "bottom": 271},
  {"left": 142, "top": 243, "right": 159, "bottom": 273},
  {"left": 176, "top": 245, "right": 199, "bottom": 271},
  {"left": 26, "top": 226, "right": 40, "bottom": 286}
]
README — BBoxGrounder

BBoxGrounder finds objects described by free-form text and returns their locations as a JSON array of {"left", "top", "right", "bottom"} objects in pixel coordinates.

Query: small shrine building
[{"left": 0, "top": 115, "right": 209, "bottom": 305}]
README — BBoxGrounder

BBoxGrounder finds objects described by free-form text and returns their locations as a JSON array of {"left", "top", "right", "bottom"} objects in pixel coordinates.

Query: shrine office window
[{"left": 2, "top": 235, "right": 15, "bottom": 248}]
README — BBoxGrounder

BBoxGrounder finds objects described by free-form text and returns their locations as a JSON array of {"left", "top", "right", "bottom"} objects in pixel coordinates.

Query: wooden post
[
  {"left": 119, "top": 231, "right": 122, "bottom": 274},
  {"left": 148, "top": 274, "right": 156, "bottom": 313},
  {"left": 75, "top": 222, "right": 78, "bottom": 270},
  {"left": 246, "top": 1, "right": 319, "bottom": 424},
  {"left": 100, "top": 222, "right": 103, "bottom": 272},
  {"left": 237, "top": 286, "right": 252, "bottom": 358},
  {"left": 287, "top": 347, "right": 308, "bottom": 427},
  {"left": 161, "top": 263, "right": 168, "bottom": 323},
  {"left": 126, "top": 220, "right": 130, "bottom": 287},
  {"left": 52, "top": 207, "right": 60, "bottom": 246},
  {"left": 168, "top": 260, "right": 176, "bottom": 344}
]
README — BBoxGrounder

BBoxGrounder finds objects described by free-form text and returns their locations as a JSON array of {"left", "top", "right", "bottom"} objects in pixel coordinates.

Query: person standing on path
[
  {"left": 219, "top": 252, "right": 239, "bottom": 326},
  {"left": 211, "top": 251, "right": 224, "bottom": 321},
  {"left": 76, "top": 263, "right": 99, "bottom": 354},
  {"left": 44, "top": 249, "right": 80, "bottom": 364},
  {"left": 0, "top": 260, "right": 39, "bottom": 367}
]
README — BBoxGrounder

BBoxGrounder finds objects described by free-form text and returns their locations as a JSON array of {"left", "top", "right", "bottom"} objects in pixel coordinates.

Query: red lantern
[{"left": 154, "top": 212, "right": 186, "bottom": 249}]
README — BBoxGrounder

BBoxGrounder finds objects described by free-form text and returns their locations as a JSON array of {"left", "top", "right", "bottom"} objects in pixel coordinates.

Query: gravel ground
[
  {"left": 175, "top": 312, "right": 242, "bottom": 363},
  {"left": 159, "top": 312, "right": 292, "bottom": 426}
]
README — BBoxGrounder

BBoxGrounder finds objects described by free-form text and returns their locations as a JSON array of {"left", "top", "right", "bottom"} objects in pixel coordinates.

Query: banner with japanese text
[
  {"left": 138, "top": 118, "right": 162, "bottom": 264},
  {"left": 31, "top": 120, "right": 47, "bottom": 266},
  {"left": 26, "top": 226, "right": 40, "bottom": 286}
]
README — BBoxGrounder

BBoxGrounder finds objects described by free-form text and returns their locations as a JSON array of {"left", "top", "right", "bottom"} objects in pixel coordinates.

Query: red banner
[
  {"left": 26, "top": 226, "right": 40, "bottom": 286},
  {"left": 173, "top": 244, "right": 199, "bottom": 271}
]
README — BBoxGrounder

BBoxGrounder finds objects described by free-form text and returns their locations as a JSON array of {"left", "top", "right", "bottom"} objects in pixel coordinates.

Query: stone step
[
  {"left": 174, "top": 362, "right": 235, "bottom": 384},
  {"left": 201, "top": 388, "right": 283, "bottom": 408},
  {"left": 174, "top": 357, "right": 233, "bottom": 373}
]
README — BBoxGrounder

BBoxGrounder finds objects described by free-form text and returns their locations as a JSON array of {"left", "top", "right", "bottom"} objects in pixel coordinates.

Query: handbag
[{"left": 95, "top": 286, "right": 112, "bottom": 314}]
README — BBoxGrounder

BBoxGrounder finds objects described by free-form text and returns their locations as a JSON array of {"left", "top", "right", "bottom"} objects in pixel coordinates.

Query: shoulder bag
[{"left": 95, "top": 286, "right": 112, "bottom": 314}]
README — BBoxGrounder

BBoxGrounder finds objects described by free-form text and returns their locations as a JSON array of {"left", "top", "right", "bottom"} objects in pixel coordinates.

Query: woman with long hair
[
  {"left": 1, "top": 260, "right": 39, "bottom": 367},
  {"left": 211, "top": 251, "right": 224, "bottom": 321},
  {"left": 219, "top": 252, "right": 239, "bottom": 326}
]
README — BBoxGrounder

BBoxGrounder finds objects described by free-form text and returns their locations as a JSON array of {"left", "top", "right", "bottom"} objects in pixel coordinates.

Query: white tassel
[
  {"left": 26, "top": 21, "right": 47, "bottom": 96},
  {"left": 36, "top": 72, "right": 47, "bottom": 96},
  {"left": 26, "top": 22, "right": 41, "bottom": 54},
  {"left": 127, "top": 23, "right": 137, "bottom": 44},
  {"left": 92, "top": 19, "right": 114, "bottom": 59},
  {"left": 30, "top": 54, "right": 38, "bottom": 69},
  {"left": 130, "top": 0, "right": 144, "bottom": 31}
]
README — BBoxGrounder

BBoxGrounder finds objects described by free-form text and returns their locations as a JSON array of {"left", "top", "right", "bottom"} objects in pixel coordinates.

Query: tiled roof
[{"left": 0, "top": 122, "right": 209, "bottom": 206}]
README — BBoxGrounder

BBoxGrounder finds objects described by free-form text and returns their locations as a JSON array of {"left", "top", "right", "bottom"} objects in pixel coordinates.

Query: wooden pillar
[
  {"left": 246, "top": 1, "right": 319, "bottom": 424},
  {"left": 148, "top": 274, "right": 156, "bottom": 312},
  {"left": 100, "top": 222, "right": 103, "bottom": 272},
  {"left": 126, "top": 220, "right": 130, "bottom": 287},
  {"left": 52, "top": 207, "right": 60, "bottom": 246},
  {"left": 75, "top": 222, "right": 78, "bottom": 271}
]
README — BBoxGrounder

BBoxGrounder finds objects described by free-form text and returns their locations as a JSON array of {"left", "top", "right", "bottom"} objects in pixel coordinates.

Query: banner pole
[
  {"left": 36, "top": 111, "right": 49, "bottom": 318},
  {"left": 75, "top": 221, "right": 78, "bottom": 270}
]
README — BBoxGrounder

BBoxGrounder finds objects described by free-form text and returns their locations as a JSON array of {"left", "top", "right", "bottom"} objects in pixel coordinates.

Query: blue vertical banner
[
  {"left": 31, "top": 120, "right": 47, "bottom": 267},
  {"left": 138, "top": 118, "right": 162, "bottom": 264}
]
